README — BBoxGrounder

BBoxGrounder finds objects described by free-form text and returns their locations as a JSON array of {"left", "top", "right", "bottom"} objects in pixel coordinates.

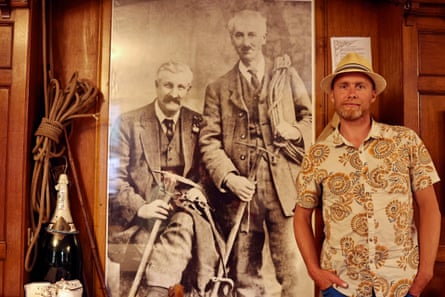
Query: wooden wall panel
[
  {"left": 419, "top": 32, "right": 445, "bottom": 75},
  {"left": 0, "top": 85, "right": 8, "bottom": 255},
  {"left": 419, "top": 94, "right": 445, "bottom": 247},
  {"left": 403, "top": 4, "right": 445, "bottom": 295},
  {"left": 2, "top": 7, "right": 30, "bottom": 296},
  {"left": 0, "top": 25, "right": 12, "bottom": 67},
  {"left": 0, "top": 24, "right": 13, "bottom": 253}
]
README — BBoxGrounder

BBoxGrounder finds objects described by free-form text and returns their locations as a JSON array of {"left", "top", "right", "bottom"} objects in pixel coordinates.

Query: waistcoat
[{"left": 160, "top": 123, "right": 184, "bottom": 175}]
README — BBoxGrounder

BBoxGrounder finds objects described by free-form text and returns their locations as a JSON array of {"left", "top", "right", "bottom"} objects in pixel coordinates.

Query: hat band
[{"left": 335, "top": 63, "right": 371, "bottom": 73}]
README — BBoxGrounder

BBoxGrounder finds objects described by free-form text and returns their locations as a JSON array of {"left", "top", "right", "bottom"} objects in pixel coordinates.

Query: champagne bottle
[{"left": 40, "top": 173, "right": 82, "bottom": 282}]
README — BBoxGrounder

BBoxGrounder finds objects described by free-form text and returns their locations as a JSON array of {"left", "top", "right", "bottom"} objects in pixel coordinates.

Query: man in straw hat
[{"left": 293, "top": 52, "right": 441, "bottom": 297}]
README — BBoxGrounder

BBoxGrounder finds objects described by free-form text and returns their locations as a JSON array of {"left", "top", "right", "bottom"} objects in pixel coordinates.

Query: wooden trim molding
[
  {"left": 0, "top": 0, "right": 29, "bottom": 18},
  {"left": 0, "top": 241, "right": 5, "bottom": 260}
]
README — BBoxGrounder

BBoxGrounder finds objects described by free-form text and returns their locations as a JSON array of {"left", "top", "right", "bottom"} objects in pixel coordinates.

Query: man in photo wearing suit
[
  {"left": 199, "top": 9, "right": 313, "bottom": 297},
  {"left": 107, "top": 61, "right": 205, "bottom": 296}
]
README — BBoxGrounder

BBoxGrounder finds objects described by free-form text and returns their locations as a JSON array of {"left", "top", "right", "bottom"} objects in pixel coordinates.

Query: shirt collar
[
  {"left": 330, "top": 118, "right": 384, "bottom": 147},
  {"left": 154, "top": 99, "right": 180, "bottom": 126},
  {"left": 238, "top": 55, "right": 265, "bottom": 83}
]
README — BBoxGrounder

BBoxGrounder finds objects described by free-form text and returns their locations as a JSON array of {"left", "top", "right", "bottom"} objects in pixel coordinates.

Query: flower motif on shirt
[
  {"left": 395, "top": 203, "right": 411, "bottom": 229},
  {"left": 391, "top": 147, "right": 410, "bottom": 174},
  {"left": 340, "top": 237, "right": 354, "bottom": 254},
  {"left": 351, "top": 213, "right": 368, "bottom": 236},
  {"left": 413, "top": 172, "right": 433, "bottom": 191},
  {"left": 367, "top": 167, "right": 389, "bottom": 189},
  {"left": 374, "top": 276, "right": 390, "bottom": 296},
  {"left": 327, "top": 172, "right": 351, "bottom": 195},
  {"left": 393, "top": 159, "right": 409, "bottom": 175},
  {"left": 338, "top": 150, "right": 363, "bottom": 170},
  {"left": 309, "top": 144, "right": 330, "bottom": 165},
  {"left": 345, "top": 244, "right": 368, "bottom": 280},
  {"left": 382, "top": 172, "right": 409, "bottom": 194},
  {"left": 330, "top": 202, "right": 351, "bottom": 222},
  {"left": 389, "top": 278, "right": 411, "bottom": 297},
  {"left": 407, "top": 247, "right": 419, "bottom": 270},
  {"left": 348, "top": 244, "right": 368, "bottom": 268},
  {"left": 341, "top": 192, "right": 354, "bottom": 205},
  {"left": 385, "top": 200, "right": 401, "bottom": 222},
  {"left": 338, "top": 152, "right": 350, "bottom": 167},
  {"left": 374, "top": 245, "right": 389, "bottom": 269},
  {"left": 352, "top": 184, "right": 369, "bottom": 205},
  {"left": 300, "top": 156, "right": 314, "bottom": 174},
  {"left": 369, "top": 138, "right": 395, "bottom": 159},
  {"left": 418, "top": 143, "right": 433, "bottom": 164},
  {"left": 299, "top": 190, "right": 319, "bottom": 206},
  {"left": 357, "top": 281, "right": 373, "bottom": 297},
  {"left": 394, "top": 232, "right": 408, "bottom": 247},
  {"left": 314, "top": 168, "right": 329, "bottom": 184},
  {"left": 350, "top": 151, "right": 363, "bottom": 170}
]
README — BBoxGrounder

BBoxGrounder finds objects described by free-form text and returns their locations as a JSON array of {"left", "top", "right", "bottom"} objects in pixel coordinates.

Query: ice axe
[
  {"left": 209, "top": 143, "right": 275, "bottom": 297},
  {"left": 127, "top": 171, "right": 178, "bottom": 297}
]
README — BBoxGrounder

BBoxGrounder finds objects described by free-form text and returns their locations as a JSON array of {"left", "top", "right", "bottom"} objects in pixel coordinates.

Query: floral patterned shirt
[{"left": 295, "top": 120, "right": 440, "bottom": 297}]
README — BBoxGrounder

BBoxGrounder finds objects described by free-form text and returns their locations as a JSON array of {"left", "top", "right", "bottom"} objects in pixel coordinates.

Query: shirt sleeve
[
  {"left": 295, "top": 146, "right": 323, "bottom": 209},
  {"left": 408, "top": 129, "right": 441, "bottom": 192}
]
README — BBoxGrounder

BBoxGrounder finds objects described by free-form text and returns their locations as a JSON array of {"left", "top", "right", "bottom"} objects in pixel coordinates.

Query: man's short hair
[
  {"left": 156, "top": 61, "right": 193, "bottom": 84},
  {"left": 227, "top": 9, "right": 267, "bottom": 35}
]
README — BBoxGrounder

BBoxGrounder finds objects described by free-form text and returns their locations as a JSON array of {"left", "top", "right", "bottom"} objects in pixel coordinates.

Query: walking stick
[
  {"left": 127, "top": 172, "right": 177, "bottom": 297},
  {"left": 209, "top": 144, "right": 274, "bottom": 297}
]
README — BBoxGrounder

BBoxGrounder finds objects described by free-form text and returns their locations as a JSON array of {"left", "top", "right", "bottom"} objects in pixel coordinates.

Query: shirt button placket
[{"left": 360, "top": 149, "right": 376, "bottom": 270}]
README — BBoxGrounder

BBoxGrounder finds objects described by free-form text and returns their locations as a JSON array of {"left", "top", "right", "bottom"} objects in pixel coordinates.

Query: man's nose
[
  {"left": 241, "top": 37, "right": 251, "bottom": 47},
  {"left": 169, "top": 86, "right": 180, "bottom": 97},
  {"left": 347, "top": 88, "right": 358, "bottom": 98}
]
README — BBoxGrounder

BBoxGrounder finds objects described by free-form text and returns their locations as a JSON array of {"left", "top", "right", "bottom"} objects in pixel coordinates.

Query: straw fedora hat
[{"left": 320, "top": 52, "right": 387, "bottom": 95}]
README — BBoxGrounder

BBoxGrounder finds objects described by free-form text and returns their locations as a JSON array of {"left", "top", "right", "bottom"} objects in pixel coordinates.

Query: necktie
[
  {"left": 248, "top": 69, "right": 260, "bottom": 89},
  {"left": 163, "top": 119, "right": 174, "bottom": 141}
]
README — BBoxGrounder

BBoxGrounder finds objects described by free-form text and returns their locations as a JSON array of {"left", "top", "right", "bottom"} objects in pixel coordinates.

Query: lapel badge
[{"left": 192, "top": 115, "right": 202, "bottom": 134}]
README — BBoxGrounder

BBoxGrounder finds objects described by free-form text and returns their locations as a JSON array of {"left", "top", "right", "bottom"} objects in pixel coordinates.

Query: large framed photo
[{"left": 106, "top": 1, "right": 315, "bottom": 296}]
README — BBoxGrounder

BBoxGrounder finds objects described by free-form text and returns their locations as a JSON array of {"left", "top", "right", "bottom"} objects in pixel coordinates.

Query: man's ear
[
  {"left": 329, "top": 91, "right": 335, "bottom": 103},
  {"left": 155, "top": 80, "right": 159, "bottom": 88},
  {"left": 370, "top": 90, "right": 377, "bottom": 103},
  {"left": 261, "top": 33, "right": 267, "bottom": 45}
]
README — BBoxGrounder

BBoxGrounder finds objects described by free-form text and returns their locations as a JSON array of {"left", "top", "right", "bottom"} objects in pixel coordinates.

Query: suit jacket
[
  {"left": 108, "top": 101, "right": 201, "bottom": 235},
  {"left": 199, "top": 60, "right": 312, "bottom": 216}
]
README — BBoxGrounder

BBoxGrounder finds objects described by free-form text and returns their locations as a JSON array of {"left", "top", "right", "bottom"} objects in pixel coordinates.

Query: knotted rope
[{"left": 35, "top": 117, "right": 64, "bottom": 143}]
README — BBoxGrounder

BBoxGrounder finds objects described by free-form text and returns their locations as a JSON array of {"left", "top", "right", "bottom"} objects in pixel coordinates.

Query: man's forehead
[
  {"left": 232, "top": 19, "right": 265, "bottom": 32},
  {"left": 157, "top": 70, "right": 192, "bottom": 84}
]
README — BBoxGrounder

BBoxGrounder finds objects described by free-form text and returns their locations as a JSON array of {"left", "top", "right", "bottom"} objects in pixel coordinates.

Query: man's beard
[{"left": 338, "top": 108, "right": 363, "bottom": 121}]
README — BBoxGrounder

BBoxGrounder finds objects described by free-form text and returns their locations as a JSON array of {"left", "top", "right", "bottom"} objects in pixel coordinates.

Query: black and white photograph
[{"left": 105, "top": 1, "right": 315, "bottom": 296}]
